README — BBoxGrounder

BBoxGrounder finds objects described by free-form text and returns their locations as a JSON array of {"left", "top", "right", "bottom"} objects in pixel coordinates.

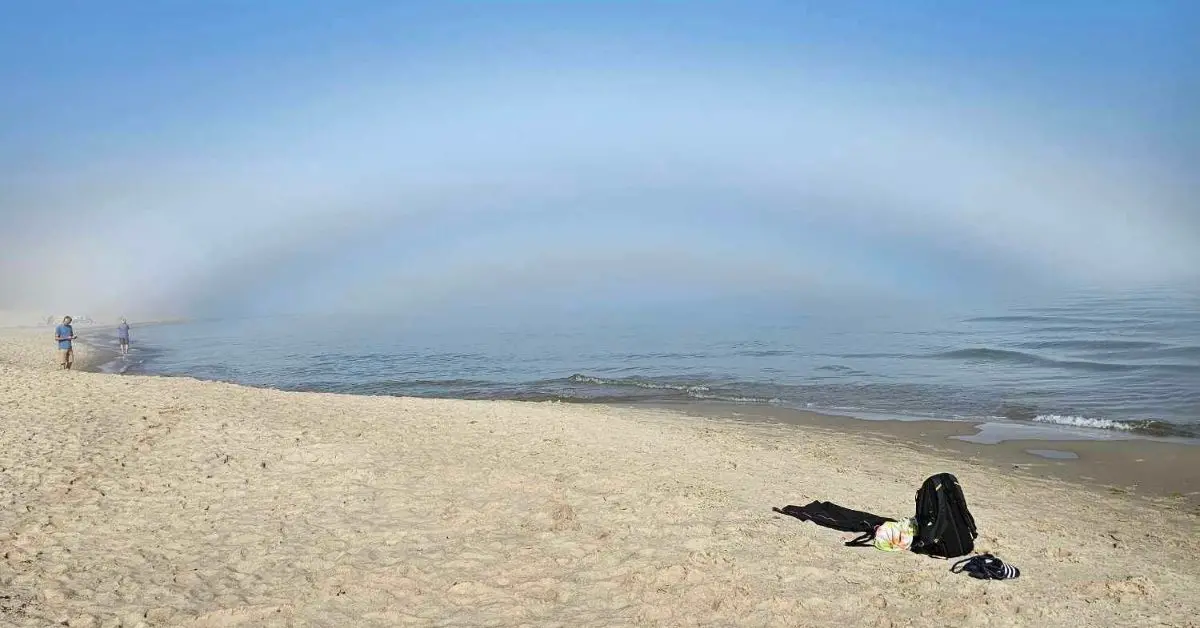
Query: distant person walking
[
  {"left": 55, "top": 316, "right": 77, "bottom": 370},
  {"left": 117, "top": 318, "right": 131, "bottom": 356}
]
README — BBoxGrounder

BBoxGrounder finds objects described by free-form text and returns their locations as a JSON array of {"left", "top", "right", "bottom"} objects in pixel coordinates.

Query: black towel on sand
[{"left": 774, "top": 500, "right": 894, "bottom": 534}]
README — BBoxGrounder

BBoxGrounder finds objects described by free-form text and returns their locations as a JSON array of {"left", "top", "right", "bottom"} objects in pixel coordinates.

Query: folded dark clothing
[{"left": 774, "top": 500, "right": 895, "bottom": 534}]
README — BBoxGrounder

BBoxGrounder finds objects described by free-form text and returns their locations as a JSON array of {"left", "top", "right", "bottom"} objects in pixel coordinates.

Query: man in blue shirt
[
  {"left": 117, "top": 318, "right": 131, "bottom": 356},
  {"left": 55, "top": 316, "right": 77, "bottom": 370}
]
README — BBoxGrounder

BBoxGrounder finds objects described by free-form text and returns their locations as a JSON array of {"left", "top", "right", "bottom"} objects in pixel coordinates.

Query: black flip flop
[{"left": 950, "top": 553, "right": 1021, "bottom": 580}]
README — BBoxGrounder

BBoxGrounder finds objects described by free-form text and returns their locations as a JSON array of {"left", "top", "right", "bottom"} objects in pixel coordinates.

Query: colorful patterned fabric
[{"left": 873, "top": 518, "right": 916, "bottom": 551}]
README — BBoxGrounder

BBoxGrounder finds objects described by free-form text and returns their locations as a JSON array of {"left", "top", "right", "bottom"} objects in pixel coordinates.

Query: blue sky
[{"left": 1, "top": 1, "right": 1196, "bottom": 319}]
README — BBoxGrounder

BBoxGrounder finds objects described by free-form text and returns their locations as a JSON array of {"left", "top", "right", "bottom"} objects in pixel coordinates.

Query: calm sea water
[{"left": 94, "top": 289, "right": 1199, "bottom": 439}]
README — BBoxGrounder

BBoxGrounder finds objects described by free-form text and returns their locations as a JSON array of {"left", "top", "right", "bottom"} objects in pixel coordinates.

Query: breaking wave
[
  {"left": 566, "top": 373, "right": 710, "bottom": 393},
  {"left": 1031, "top": 414, "right": 1195, "bottom": 438}
]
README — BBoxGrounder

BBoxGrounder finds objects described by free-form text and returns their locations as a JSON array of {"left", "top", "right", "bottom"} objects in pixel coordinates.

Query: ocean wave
[
  {"left": 931, "top": 348, "right": 1121, "bottom": 371},
  {"left": 566, "top": 373, "right": 710, "bottom": 393},
  {"left": 565, "top": 374, "right": 784, "bottom": 404},
  {"left": 1032, "top": 414, "right": 1136, "bottom": 431},
  {"left": 964, "top": 315, "right": 1149, "bottom": 325},
  {"left": 813, "top": 364, "right": 871, "bottom": 378},
  {"left": 691, "top": 392, "right": 784, "bottom": 404},
  {"left": 1015, "top": 339, "right": 1166, "bottom": 351},
  {"left": 734, "top": 349, "right": 793, "bottom": 357},
  {"left": 815, "top": 364, "right": 854, "bottom": 372},
  {"left": 1156, "top": 345, "right": 1200, "bottom": 360},
  {"left": 964, "top": 315, "right": 1057, "bottom": 323},
  {"left": 1011, "top": 340, "right": 1200, "bottom": 364},
  {"left": 1031, "top": 414, "right": 1195, "bottom": 438},
  {"left": 930, "top": 347, "right": 1199, "bottom": 374},
  {"left": 829, "top": 352, "right": 913, "bottom": 359}
]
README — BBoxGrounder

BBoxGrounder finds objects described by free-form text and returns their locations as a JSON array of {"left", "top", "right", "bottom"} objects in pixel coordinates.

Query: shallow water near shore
[
  {"left": 92, "top": 288, "right": 1199, "bottom": 442},
  {"left": 658, "top": 400, "right": 1200, "bottom": 504}
]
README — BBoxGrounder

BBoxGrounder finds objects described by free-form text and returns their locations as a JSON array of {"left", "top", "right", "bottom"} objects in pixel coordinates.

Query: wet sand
[
  {"left": 654, "top": 402, "right": 1200, "bottom": 508},
  {"left": 1, "top": 327, "right": 1197, "bottom": 627}
]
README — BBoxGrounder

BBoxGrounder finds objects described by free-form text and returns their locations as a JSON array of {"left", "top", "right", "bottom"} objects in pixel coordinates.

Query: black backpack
[{"left": 910, "top": 473, "right": 977, "bottom": 558}]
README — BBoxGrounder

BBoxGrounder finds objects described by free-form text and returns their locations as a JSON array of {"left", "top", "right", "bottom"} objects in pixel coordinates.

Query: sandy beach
[{"left": 1, "top": 327, "right": 1197, "bottom": 627}]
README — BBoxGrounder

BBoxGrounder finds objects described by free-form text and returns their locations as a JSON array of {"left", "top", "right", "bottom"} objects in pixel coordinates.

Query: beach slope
[{"left": 1, "top": 328, "right": 1196, "bottom": 627}]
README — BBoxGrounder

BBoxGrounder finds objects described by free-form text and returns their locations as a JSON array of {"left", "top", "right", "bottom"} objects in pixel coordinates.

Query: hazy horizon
[{"left": 3, "top": 2, "right": 1197, "bottom": 322}]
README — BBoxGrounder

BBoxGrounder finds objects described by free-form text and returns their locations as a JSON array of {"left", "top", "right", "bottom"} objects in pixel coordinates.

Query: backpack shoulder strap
[
  {"left": 944, "top": 477, "right": 978, "bottom": 539},
  {"left": 845, "top": 531, "right": 875, "bottom": 547}
]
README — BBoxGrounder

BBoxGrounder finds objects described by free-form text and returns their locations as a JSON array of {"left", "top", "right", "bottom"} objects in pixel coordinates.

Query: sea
[{"left": 91, "top": 288, "right": 1199, "bottom": 441}]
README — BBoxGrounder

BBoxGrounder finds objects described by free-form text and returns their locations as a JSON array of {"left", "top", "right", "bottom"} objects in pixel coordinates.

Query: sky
[{"left": 1, "top": 1, "right": 1196, "bottom": 321}]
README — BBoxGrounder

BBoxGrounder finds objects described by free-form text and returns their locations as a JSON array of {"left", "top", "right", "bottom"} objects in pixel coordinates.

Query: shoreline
[
  {"left": 69, "top": 325, "right": 1200, "bottom": 506},
  {"left": 648, "top": 402, "right": 1200, "bottom": 508},
  {"left": 98, "top": 320, "right": 1199, "bottom": 444},
  {"left": 2, "top": 327, "right": 1198, "bottom": 625}
]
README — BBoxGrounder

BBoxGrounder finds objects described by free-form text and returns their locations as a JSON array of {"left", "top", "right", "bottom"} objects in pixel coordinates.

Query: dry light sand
[{"left": 1, "top": 327, "right": 1197, "bottom": 627}]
